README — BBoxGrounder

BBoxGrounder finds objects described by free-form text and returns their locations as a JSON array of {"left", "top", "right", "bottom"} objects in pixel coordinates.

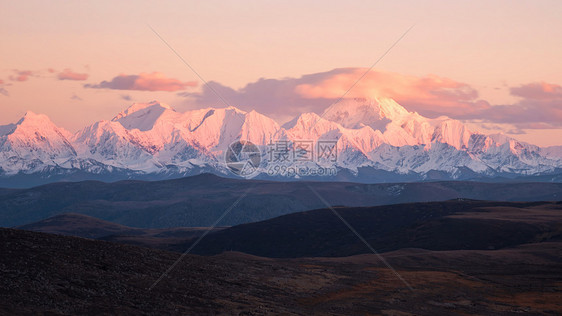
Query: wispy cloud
[
  {"left": 85, "top": 72, "right": 197, "bottom": 91},
  {"left": 70, "top": 93, "right": 83, "bottom": 101},
  {"left": 58, "top": 69, "right": 88, "bottom": 81},
  {"left": 0, "top": 79, "right": 9, "bottom": 96},
  {"left": 9, "top": 70, "right": 34, "bottom": 82}
]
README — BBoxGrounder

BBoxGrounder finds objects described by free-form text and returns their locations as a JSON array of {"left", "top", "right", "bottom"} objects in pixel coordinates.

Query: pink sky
[{"left": 1, "top": 0, "right": 562, "bottom": 146}]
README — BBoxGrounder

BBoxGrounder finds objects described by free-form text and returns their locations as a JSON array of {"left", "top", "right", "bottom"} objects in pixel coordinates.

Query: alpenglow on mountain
[{"left": 1, "top": 98, "right": 562, "bottom": 186}]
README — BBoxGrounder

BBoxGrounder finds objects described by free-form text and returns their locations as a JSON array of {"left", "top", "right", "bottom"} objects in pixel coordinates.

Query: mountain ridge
[{"left": 1, "top": 97, "right": 561, "bottom": 185}]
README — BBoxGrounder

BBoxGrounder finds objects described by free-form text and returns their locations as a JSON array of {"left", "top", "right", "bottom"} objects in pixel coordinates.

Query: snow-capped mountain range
[{"left": 1, "top": 98, "right": 562, "bottom": 186}]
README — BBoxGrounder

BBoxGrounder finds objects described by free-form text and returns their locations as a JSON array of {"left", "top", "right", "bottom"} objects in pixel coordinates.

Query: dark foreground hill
[
  {"left": 17, "top": 213, "right": 224, "bottom": 250},
  {"left": 2, "top": 173, "right": 562, "bottom": 228},
  {"left": 187, "top": 200, "right": 562, "bottom": 257},
  {"left": 19, "top": 200, "right": 562, "bottom": 259},
  {"left": 1, "top": 228, "right": 561, "bottom": 315}
]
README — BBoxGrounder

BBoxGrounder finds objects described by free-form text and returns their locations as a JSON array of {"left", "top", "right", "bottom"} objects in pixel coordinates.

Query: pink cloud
[
  {"left": 70, "top": 93, "right": 82, "bottom": 101},
  {"left": 85, "top": 72, "right": 197, "bottom": 91},
  {"left": 58, "top": 68, "right": 88, "bottom": 81},
  {"left": 184, "top": 68, "right": 562, "bottom": 130},
  {"left": 295, "top": 68, "right": 490, "bottom": 118},
  {"left": 461, "top": 82, "right": 562, "bottom": 129},
  {"left": 185, "top": 68, "right": 485, "bottom": 121},
  {"left": 0, "top": 79, "right": 8, "bottom": 96},
  {"left": 510, "top": 82, "right": 562, "bottom": 100},
  {"left": 9, "top": 70, "right": 34, "bottom": 82}
]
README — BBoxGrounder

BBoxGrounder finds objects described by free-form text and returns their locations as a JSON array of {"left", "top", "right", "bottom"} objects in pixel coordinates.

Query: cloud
[
  {"left": 120, "top": 94, "right": 132, "bottom": 101},
  {"left": 506, "top": 128, "right": 526, "bottom": 135},
  {"left": 183, "top": 68, "right": 488, "bottom": 122},
  {"left": 459, "top": 82, "right": 562, "bottom": 129},
  {"left": 294, "top": 68, "right": 490, "bottom": 118},
  {"left": 9, "top": 70, "right": 34, "bottom": 82},
  {"left": 183, "top": 76, "right": 333, "bottom": 122},
  {"left": 182, "top": 69, "right": 367, "bottom": 121},
  {"left": 58, "top": 69, "right": 88, "bottom": 81},
  {"left": 510, "top": 82, "right": 562, "bottom": 100},
  {"left": 184, "top": 68, "right": 562, "bottom": 130},
  {"left": 85, "top": 72, "right": 197, "bottom": 91},
  {"left": 0, "top": 79, "right": 8, "bottom": 96},
  {"left": 70, "top": 93, "right": 82, "bottom": 101},
  {"left": 5, "top": 68, "right": 87, "bottom": 82}
]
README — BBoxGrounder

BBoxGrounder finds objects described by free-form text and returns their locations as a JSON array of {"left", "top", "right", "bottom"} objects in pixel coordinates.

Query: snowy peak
[
  {"left": 112, "top": 101, "right": 173, "bottom": 120},
  {"left": 241, "top": 109, "right": 281, "bottom": 131},
  {"left": 73, "top": 120, "right": 129, "bottom": 145},
  {"left": 10, "top": 111, "right": 73, "bottom": 140},
  {"left": 112, "top": 101, "right": 176, "bottom": 131},
  {"left": 320, "top": 97, "right": 467, "bottom": 148},
  {"left": 239, "top": 109, "right": 283, "bottom": 145},
  {"left": 1, "top": 98, "right": 560, "bottom": 181},
  {"left": 283, "top": 112, "right": 323, "bottom": 130},
  {"left": 17, "top": 111, "right": 57, "bottom": 128},
  {"left": 72, "top": 119, "right": 159, "bottom": 170},
  {"left": 377, "top": 98, "right": 410, "bottom": 120},
  {"left": 321, "top": 97, "right": 409, "bottom": 130},
  {"left": 0, "top": 111, "right": 77, "bottom": 174},
  {"left": 183, "top": 106, "right": 282, "bottom": 150},
  {"left": 432, "top": 119, "right": 472, "bottom": 150},
  {"left": 284, "top": 112, "right": 342, "bottom": 140}
]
